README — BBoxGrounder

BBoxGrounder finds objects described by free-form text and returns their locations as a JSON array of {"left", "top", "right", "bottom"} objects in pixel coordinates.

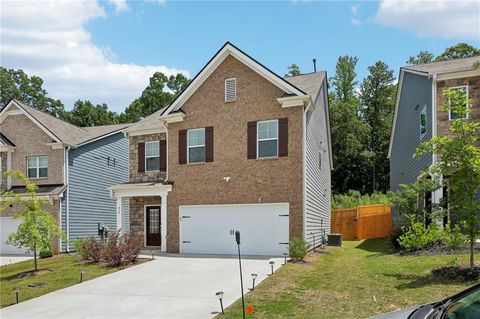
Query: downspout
[{"left": 65, "top": 146, "right": 71, "bottom": 252}]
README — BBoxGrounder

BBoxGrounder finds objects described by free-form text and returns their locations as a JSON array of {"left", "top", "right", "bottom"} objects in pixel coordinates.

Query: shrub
[
  {"left": 76, "top": 237, "right": 103, "bottom": 263},
  {"left": 39, "top": 246, "right": 53, "bottom": 258},
  {"left": 101, "top": 231, "right": 143, "bottom": 267},
  {"left": 398, "top": 222, "right": 444, "bottom": 250},
  {"left": 444, "top": 223, "right": 468, "bottom": 251},
  {"left": 289, "top": 237, "right": 310, "bottom": 261},
  {"left": 332, "top": 190, "right": 391, "bottom": 209}
]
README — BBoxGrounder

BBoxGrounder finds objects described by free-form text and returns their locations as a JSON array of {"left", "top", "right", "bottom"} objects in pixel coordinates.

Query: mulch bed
[
  {"left": 396, "top": 242, "right": 480, "bottom": 256},
  {"left": 432, "top": 265, "right": 480, "bottom": 281},
  {"left": 6, "top": 269, "right": 52, "bottom": 280}
]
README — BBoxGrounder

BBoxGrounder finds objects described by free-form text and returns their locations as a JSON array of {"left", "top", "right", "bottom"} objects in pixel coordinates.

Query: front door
[{"left": 146, "top": 206, "right": 161, "bottom": 246}]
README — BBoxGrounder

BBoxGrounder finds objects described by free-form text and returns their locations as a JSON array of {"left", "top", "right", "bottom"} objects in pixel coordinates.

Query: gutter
[{"left": 65, "top": 146, "right": 71, "bottom": 252}]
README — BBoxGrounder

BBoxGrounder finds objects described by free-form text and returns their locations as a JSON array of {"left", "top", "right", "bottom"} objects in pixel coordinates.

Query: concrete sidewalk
[
  {"left": 1, "top": 254, "right": 283, "bottom": 319},
  {"left": 0, "top": 255, "right": 33, "bottom": 266}
]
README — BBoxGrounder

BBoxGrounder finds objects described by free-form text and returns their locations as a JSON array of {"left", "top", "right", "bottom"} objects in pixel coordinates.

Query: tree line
[{"left": 1, "top": 43, "right": 478, "bottom": 195}]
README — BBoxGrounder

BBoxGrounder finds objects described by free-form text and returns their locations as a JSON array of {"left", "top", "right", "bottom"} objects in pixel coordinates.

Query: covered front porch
[{"left": 109, "top": 182, "right": 172, "bottom": 252}]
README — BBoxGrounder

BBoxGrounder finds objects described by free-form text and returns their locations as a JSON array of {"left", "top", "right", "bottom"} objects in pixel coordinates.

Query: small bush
[
  {"left": 39, "top": 247, "right": 53, "bottom": 258},
  {"left": 289, "top": 237, "right": 310, "bottom": 261},
  {"left": 332, "top": 190, "right": 391, "bottom": 209},
  {"left": 77, "top": 237, "right": 103, "bottom": 263},
  {"left": 122, "top": 235, "right": 143, "bottom": 264},
  {"left": 101, "top": 231, "right": 143, "bottom": 267},
  {"left": 398, "top": 222, "right": 444, "bottom": 250},
  {"left": 444, "top": 223, "right": 468, "bottom": 251}
]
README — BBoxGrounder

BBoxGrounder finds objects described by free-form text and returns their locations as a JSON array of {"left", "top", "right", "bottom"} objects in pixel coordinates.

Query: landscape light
[
  {"left": 215, "top": 291, "right": 224, "bottom": 314},
  {"left": 13, "top": 287, "right": 19, "bottom": 304},
  {"left": 80, "top": 269, "right": 85, "bottom": 283},
  {"left": 269, "top": 261, "right": 275, "bottom": 275},
  {"left": 283, "top": 253, "right": 288, "bottom": 265},
  {"left": 251, "top": 273, "right": 258, "bottom": 290}
]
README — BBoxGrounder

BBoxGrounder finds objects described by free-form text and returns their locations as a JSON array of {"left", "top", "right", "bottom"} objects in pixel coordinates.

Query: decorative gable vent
[{"left": 225, "top": 77, "right": 237, "bottom": 102}]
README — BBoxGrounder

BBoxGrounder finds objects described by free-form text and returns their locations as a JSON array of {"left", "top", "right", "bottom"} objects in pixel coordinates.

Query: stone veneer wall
[
  {"left": 436, "top": 76, "right": 480, "bottom": 137},
  {"left": 129, "top": 133, "right": 167, "bottom": 182},
  {"left": 129, "top": 196, "right": 161, "bottom": 247}
]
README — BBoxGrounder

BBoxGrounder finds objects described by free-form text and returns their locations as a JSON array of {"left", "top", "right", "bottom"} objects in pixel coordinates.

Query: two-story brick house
[
  {"left": 389, "top": 56, "right": 480, "bottom": 226},
  {"left": 109, "top": 42, "right": 332, "bottom": 256},
  {"left": 0, "top": 100, "right": 129, "bottom": 254}
]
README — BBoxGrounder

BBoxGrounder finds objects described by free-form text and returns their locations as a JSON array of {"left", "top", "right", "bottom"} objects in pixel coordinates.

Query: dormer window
[
  {"left": 27, "top": 156, "right": 48, "bottom": 179},
  {"left": 225, "top": 77, "right": 237, "bottom": 102}
]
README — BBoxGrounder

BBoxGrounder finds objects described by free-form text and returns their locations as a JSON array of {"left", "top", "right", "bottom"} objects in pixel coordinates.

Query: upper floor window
[
  {"left": 27, "top": 156, "right": 48, "bottom": 179},
  {"left": 449, "top": 86, "right": 468, "bottom": 120},
  {"left": 145, "top": 141, "right": 160, "bottom": 171},
  {"left": 225, "top": 77, "right": 237, "bottom": 102},
  {"left": 420, "top": 105, "right": 427, "bottom": 139},
  {"left": 257, "top": 120, "right": 278, "bottom": 158},
  {"left": 188, "top": 128, "right": 205, "bottom": 164}
]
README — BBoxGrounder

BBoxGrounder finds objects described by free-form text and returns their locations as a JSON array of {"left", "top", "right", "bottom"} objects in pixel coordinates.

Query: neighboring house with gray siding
[
  {"left": 109, "top": 42, "right": 332, "bottom": 256},
  {"left": 0, "top": 99, "right": 129, "bottom": 254},
  {"left": 389, "top": 56, "right": 480, "bottom": 226}
]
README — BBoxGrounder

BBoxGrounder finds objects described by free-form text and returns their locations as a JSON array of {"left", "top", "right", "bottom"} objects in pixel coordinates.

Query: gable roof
[
  {"left": 403, "top": 56, "right": 480, "bottom": 75},
  {"left": 0, "top": 132, "right": 15, "bottom": 147},
  {"left": 161, "top": 42, "right": 307, "bottom": 116},
  {"left": 284, "top": 72, "right": 326, "bottom": 103},
  {"left": 1, "top": 100, "right": 129, "bottom": 147}
]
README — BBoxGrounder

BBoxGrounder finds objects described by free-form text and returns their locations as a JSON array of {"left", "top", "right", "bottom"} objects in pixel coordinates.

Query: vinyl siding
[
  {"left": 304, "top": 80, "right": 332, "bottom": 247},
  {"left": 62, "top": 133, "right": 129, "bottom": 250},
  {"left": 390, "top": 71, "right": 433, "bottom": 192}
]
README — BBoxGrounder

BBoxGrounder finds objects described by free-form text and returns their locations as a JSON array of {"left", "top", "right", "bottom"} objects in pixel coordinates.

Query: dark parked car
[{"left": 369, "top": 283, "right": 480, "bottom": 319}]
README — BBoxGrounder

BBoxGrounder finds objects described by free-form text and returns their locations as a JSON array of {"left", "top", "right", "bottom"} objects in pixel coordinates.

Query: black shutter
[
  {"left": 159, "top": 140, "right": 167, "bottom": 171},
  {"left": 279, "top": 118, "right": 288, "bottom": 157},
  {"left": 138, "top": 142, "right": 145, "bottom": 172},
  {"left": 179, "top": 130, "right": 187, "bottom": 164},
  {"left": 205, "top": 126, "right": 214, "bottom": 162},
  {"left": 247, "top": 121, "right": 257, "bottom": 159}
]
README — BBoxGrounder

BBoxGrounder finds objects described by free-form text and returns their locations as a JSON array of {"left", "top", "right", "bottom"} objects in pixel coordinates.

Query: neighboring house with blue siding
[
  {"left": 389, "top": 57, "right": 480, "bottom": 226},
  {"left": 0, "top": 99, "right": 129, "bottom": 254},
  {"left": 109, "top": 42, "right": 332, "bottom": 256}
]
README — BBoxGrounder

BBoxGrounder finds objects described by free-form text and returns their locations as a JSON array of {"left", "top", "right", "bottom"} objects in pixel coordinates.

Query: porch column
[
  {"left": 161, "top": 192, "right": 168, "bottom": 252},
  {"left": 116, "top": 196, "right": 124, "bottom": 234},
  {"left": 432, "top": 174, "right": 444, "bottom": 227}
]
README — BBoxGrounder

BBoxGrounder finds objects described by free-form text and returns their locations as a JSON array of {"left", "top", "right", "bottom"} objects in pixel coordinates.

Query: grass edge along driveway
[
  {"left": 223, "top": 238, "right": 478, "bottom": 319},
  {"left": 0, "top": 255, "right": 126, "bottom": 308}
]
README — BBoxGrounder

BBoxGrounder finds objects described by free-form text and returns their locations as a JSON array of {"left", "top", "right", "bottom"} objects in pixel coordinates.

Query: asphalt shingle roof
[
  {"left": 284, "top": 71, "right": 326, "bottom": 102},
  {"left": 403, "top": 56, "right": 480, "bottom": 75},
  {"left": 12, "top": 100, "right": 129, "bottom": 146}
]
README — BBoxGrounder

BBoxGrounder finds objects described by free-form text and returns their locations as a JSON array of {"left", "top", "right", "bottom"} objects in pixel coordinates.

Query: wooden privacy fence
[{"left": 331, "top": 204, "right": 392, "bottom": 241}]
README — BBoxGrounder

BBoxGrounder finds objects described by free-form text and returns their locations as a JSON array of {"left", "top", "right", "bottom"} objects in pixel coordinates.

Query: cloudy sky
[{"left": 1, "top": 0, "right": 479, "bottom": 112}]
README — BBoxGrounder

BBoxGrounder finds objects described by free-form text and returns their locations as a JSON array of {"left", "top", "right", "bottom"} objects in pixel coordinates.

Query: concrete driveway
[
  {"left": 1, "top": 254, "right": 283, "bottom": 319},
  {"left": 0, "top": 255, "right": 33, "bottom": 266}
]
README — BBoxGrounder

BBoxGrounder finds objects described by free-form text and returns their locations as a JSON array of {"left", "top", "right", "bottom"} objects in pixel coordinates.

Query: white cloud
[
  {"left": 351, "top": 4, "right": 360, "bottom": 15},
  {"left": 0, "top": 0, "right": 188, "bottom": 112},
  {"left": 351, "top": 18, "right": 361, "bottom": 26},
  {"left": 373, "top": 0, "right": 480, "bottom": 40},
  {"left": 350, "top": 3, "right": 362, "bottom": 26},
  {"left": 109, "top": 0, "right": 129, "bottom": 13}
]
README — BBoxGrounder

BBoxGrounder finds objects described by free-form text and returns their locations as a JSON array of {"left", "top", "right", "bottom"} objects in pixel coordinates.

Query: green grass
[
  {"left": 223, "top": 238, "right": 479, "bottom": 318},
  {"left": 0, "top": 255, "right": 123, "bottom": 308}
]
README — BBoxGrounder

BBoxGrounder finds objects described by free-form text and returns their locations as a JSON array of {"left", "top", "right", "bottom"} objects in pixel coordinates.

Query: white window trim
[
  {"left": 448, "top": 85, "right": 469, "bottom": 121},
  {"left": 420, "top": 105, "right": 427, "bottom": 140},
  {"left": 257, "top": 119, "right": 279, "bottom": 159},
  {"left": 145, "top": 141, "right": 160, "bottom": 172},
  {"left": 224, "top": 77, "right": 237, "bottom": 102},
  {"left": 27, "top": 156, "right": 48, "bottom": 179},
  {"left": 187, "top": 128, "right": 206, "bottom": 164}
]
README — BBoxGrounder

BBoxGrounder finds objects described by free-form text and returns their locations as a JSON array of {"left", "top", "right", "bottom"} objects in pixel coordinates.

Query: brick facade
[
  {"left": 129, "top": 134, "right": 167, "bottom": 182},
  {"left": 129, "top": 196, "right": 161, "bottom": 246},
  {"left": 165, "top": 55, "right": 304, "bottom": 253},
  {"left": 0, "top": 112, "right": 64, "bottom": 186},
  {"left": 436, "top": 75, "right": 480, "bottom": 137}
]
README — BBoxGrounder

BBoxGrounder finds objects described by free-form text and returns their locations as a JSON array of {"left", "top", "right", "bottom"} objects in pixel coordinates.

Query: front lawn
[
  {"left": 223, "top": 238, "right": 478, "bottom": 318},
  {"left": 0, "top": 255, "right": 126, "bottom": 308}
]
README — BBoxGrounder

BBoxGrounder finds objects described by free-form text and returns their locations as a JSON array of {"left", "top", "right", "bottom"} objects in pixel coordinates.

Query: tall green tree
[
  {"left": 435, "top": 43, "right": 480, "bottom": 61},
  {"left": 329, "top": 56, "right": 372, "bottom": 193},
  {"left": 407, "top": 51, "right": 435, "bottom": 65},
  {"left": 0, "top": 67, "right": 65, "bottom": 117},
  {"left": 1, "top": 171, "right": 63, "bottom": 271},
  {"left": 360, "top": 61, "right": 396, "bottom": 193},
  {"left": 121, "top": 72, "right": 190, "bottom": 123},
  {"left": 285, "top": 64, "right": 301, "bottom": 77},
  {"left": 416, "top": 88, "right": 480, "bottom": 270},
  {"left": 64, "top": 100, "right": 120, "bottom": 127}
]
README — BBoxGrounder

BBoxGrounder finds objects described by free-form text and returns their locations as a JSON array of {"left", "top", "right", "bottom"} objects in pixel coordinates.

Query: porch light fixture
[
  {"left": 13, "top": 286, "right": 19, "bottom": 304},
  {"left": 215, "top": 291, "right": 224, "bottom": 314},
  {"left": 251, "top": 273, "right": 257, "bottom": 290},
  {"left": 80, "top": 269, "right": 85, "bottom": 283},
  {"left": 283, "top": 253, "right": 288, "bottom": 265},
  {"left": 269, "top": 261, "right": 275, "bottom": 276}
]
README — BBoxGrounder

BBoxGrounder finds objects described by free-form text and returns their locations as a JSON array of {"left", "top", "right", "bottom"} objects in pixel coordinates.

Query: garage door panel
[
  {"left": 180, "top": 203, "right": 289, "bottom": 256},
  {"left": 1, "top": 217, "right": 30, "bottom": 255}
]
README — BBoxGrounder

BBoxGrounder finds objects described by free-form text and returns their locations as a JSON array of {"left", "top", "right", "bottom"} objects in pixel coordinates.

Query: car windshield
[{"left": 445, "top": 288, "right": 480, "bottom": 319}]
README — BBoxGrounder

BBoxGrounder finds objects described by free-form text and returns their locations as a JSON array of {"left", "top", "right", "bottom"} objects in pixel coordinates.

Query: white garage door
[
  {"left": 179, "top": 203, "right": 289, "bottom": 256},
  {"left": 0, "top": 217, "right": 30, "bottom": 255}
]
